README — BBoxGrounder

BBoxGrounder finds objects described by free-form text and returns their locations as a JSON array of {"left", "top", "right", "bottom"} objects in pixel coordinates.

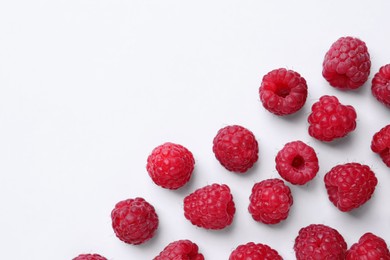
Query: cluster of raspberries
[{"left": 73, "top": 36, "right": 390, "bottom": 259}]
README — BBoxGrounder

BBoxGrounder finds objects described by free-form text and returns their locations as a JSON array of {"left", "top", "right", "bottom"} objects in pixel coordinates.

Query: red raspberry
[
  {"left": 294, "top": 224, "right": 347, "bottom": 260},
  {"left": 248, "top": 178, "right": 293, "bottom": 224},
  {"left": 212, "top": 125, "right": 259, "bottom": 173},
  {"left": 372, "top": 64, "right": 390, "bottom": 108},
  {"left": 229, "top": 242, "right": 283, "bottom": 260},
  {"left": 147, "top": 142, "right": 195, "bottom": 189},
  {"left": 346, "top": 232, "right": 390, "bottom": 260},
  {"left": 73, "top": 254, "right": 107, "bottom": 260},
  {"left": 183, "top": 183, "right": 235, "bottom": 230},
  {"left": 308, "top": 95, "right": 357, "bottom": 142},
  {"left": 259, "top": 68, "right": 308, "bottom": 116},
  {"left": 322, "top": 36, "right": 371, "bottom": 89},
  {"left": 275, "top": 140, "right": 319, "bottom": 185},
  {"left": 371, "top": 124, "right": 390, "bottom": 167},
  {"left": 111, "top": 197, "right": 158, "bottom": 245},
  {"left": 324, "top": 163, "right": 378, "bottom": 212},
  {"left": 154, "top": 239, "right": 204, "bottom": 260}
]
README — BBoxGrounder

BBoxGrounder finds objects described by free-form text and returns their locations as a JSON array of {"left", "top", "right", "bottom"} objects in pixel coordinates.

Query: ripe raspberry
[
  {"left": 229, "top": 242, "right": 283, "bottom": 260},
  {"left": 294, "top": 224, "right": 347, "bottom": 260},
  {"left": 324, "top": 163, "right": 378, "bottom": 212},
  {"left": 322, "top": 36, "right": 371, "bottom": 89},
  {"left": 73, "top": 254, "right": 107, "bottom": 260},
  {"left": 308, "top": 95, "right": 357, "bottom": 141},
  {"left": 346, "top": 232, "right": 390, "bottom": 260},
  {"left": 259, "top": 68, "right": 308, "bottom": 116},
  {"left": 111, "top": 197, "right": 158, "bottom": 245},
  {"left": 275, "top": 140, "right": 319, "bottom": 185},
  {"left": 371, "top": 124, "right": 390, "bottom": 167},
  {"left": 248, "top": 178, "right": 293, "bottom": 224},
  {"left": 154, "top": 239, "right": 204, "bottom": 260},
  {"left": 212, "top": 125, "right": 259, "bottom": 173},
  {"left": 147, "top": 142, "right": 195, "bottom": 189},
  {"left": 183, "top": 183, "right": 235, "bottom": 230},
  {"left": 372, "top": 64, "right": 390, "bottom": 108}
]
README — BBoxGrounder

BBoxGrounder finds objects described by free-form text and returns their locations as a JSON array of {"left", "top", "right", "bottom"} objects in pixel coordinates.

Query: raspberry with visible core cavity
[
  {"left": 111, "top": 197, "right": 158, "bottom": 245},
  {"left": 322, "top": 36, "right": 371, "bottom": 90},
  {"left": 154, "top": 239, "right": 204, "bottom": 260},
  {"left": 147, "top": 142, "right": 195, "bottom": 189},
  {"left": 229, "top": 242, "right": 283, "bottom": 260},
  {"left": 324, "top": 163, "right": 378, "bottom": 212},
  {"left": 248, "top": 178, "right": 293, "bottom": 224},
  {"left": 308, "top": 95, "right": 357, "bottom": 142},
  {"left": 183, "top": 183, "right": 235, "bottom": 230},
  {"left": 259, "top": 68, "right": 308, "bottom": 116},
  {"left": 275, "top": 140, "right": 319, "bottom": 185},
  {"left": 212, "top": 125, "right": 259, "bottom": 173}
]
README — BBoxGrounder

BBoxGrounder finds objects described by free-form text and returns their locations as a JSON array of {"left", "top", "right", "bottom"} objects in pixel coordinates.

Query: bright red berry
[
  {"left": 371, "top": 124, "right": 390, "bottom": 167},
  {"left": 346, "top": 232, "right": 390, "bottom": 260},
  {"left": 183, "top": 183, "right": 235, "bottom": 230},
  {"left": 294, "top": 224, "right": 347, "bottom": 260},
  {"left": 259, "top": 68, "right": 308, "bottom": 116},
  {"left": 248, "top": 178, "right": 293, "bottom": 224},
  {"left": 322, "top": 36, "right": 371, "bottom": 89},
  {"left": 147, "top": 142, "right": 195, "bottom": 189},
  {"left": 308, "top": 95, "right": 357, "bottom": 142},
  {"left": 275, "top": 140, "right": 319, "bottom": 185},
  {"left": 212, "top": 125, "right": 259, "bottom": 173},
  {"left": 324, "top": 163, "right": 378, "bottom": 212},
  {"left": 229, "top": 242, "right": 283, "bottom": 260},
  {"left": 111, "top": 197, "right": 158, "bottom": 245},
  {"left": 154, "top": 239, "right": 204, "bottom": 260},
  {"left": 73, "top": 254, "right": 107, "bottom": 260},
  {"left": 372, "top": 64, "right": 390, "bottom": 108}
]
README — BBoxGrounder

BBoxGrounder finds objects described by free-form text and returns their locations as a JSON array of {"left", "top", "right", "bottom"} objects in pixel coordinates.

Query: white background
[{"left": 1, "top": 1, "right": 390, "bottom": 259}]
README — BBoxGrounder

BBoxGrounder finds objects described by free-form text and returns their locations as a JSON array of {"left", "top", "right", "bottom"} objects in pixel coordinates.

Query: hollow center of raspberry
[
  {"left": 275, "top": 85, "right": 290, "bottom": 98},
  {"left": 292, "top": 155, "right": 305, "bottom": 169}
]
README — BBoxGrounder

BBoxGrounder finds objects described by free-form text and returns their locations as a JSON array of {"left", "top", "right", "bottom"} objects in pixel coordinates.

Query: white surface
[{"left": 1, "top": 1, "right": 390, "bottom": 259}]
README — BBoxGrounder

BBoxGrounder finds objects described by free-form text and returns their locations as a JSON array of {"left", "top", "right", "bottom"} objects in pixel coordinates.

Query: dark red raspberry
[
  {"left": 147, "top": 142, "right": 195, "bottom": 189},
  {"left": 183, "top": 183, "right": 235, "bottom": 230},
  {"left": 275, "top": 140, "right": 319, "bottom": 185},
  {"left": 371, "top": 124, "right": 390, "bottom": 167},
  {"left": 322, "top": 36, "right": 371, "bottom": 89},
  {"left": 308, "top": 95, "right": 357, "bottom": 142},
  {"left": 259, "top": 68, "right": 308, "bottom": 116},
  {"left": 248, "top": 178, "right": 293, "bottom": 224},
  {"left": 294, "top": 224, "right": 347, "bottom": 260},
  {"left": 346, "top": 232, "right": 390, "bottom": 260},
  {"left": 111, "top": 197, "right": 158, "bottom": 245},
  {"left": 212, "top": 125, "right": 258, "bottom": 173},
  {"left": 154, "top": 239, "right": 204, "bottom": 260},
  {"left": 324, "top": 163, "right": 378, "bottom": 212},
  {"left": 372, "top": 64, "right": 390, "bottom": 108},
  {"left": 229, "top": 242, "right": 283, "bottom": 260},
  {"left": 73, "top": 254, "right": 107, "bottom": 260}
]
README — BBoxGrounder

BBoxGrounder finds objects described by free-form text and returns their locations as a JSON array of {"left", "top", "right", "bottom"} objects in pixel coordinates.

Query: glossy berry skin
[
  {"left": 73, "top": 254, "right": 107, "bottom": 260},
  {"left": 154, "top": 239, "right": 204, "bottom": 260},
  {"left": 323, "top": 36, "right": 371, "bottom": 89},
  {"left": 147, "top": 142, "right": 195, "bottom": 189},
  {"left": 371, "top": 124, "right": 390, "bottom": 167},
  {"left": 259, "top": 68, "right": 308, "bottom": 116},
  {"left": 248, "top": 178, "right": 293, "bottom": 224},
  {"left": 212, "top": 125, "right": 259, "bottom": 173},
  {"left": 111, "top": 197, "right": 158, "bottom": 245},
  {"left": 324, "top": 163, "right": 377, "bottom": 212},
  {"left": 294, "top": 224, "right": 347, "bottom": 260},
  {"left": 183, "top": 183, "right": 235, "bottom": 230},
  {"left": 308, "top": 95, "right": 357, "bottom": 142},
  {"left": 275, "top": 140, "right": 319, "bottom": 185},
  {"left": 372, "top": 64, "right": 390, "bottom": 108},
  {"left": 229, "top": 242, "right": 283, "bottom": 260},
  {"left": 346, "top": 232, "right": 390, "bottom": 260}
]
